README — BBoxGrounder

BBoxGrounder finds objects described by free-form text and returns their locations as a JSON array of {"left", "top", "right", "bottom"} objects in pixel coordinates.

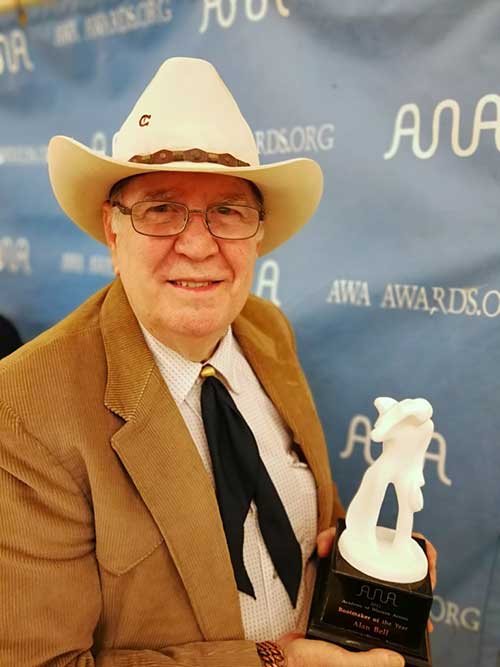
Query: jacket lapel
[{"left": 100, "top": 281, "right": 244, "bottom": 641}]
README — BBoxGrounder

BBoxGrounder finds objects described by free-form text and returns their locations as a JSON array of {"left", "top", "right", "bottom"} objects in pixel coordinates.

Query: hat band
[{"left": 129, "top": 148, "right": 250, "bottom": 167}]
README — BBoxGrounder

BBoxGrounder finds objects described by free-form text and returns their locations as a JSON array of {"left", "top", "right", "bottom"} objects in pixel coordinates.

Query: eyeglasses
[{"left": 111, "top": 200, "right": 263, "bottom": 240}]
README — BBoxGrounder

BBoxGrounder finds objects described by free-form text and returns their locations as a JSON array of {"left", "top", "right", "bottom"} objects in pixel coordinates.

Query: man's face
[{"left": 103, "top": 171, "right": 263, "bottom": 353}]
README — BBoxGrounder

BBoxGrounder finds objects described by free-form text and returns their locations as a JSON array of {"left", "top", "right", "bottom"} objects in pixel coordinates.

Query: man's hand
[
  {"left": 277, "top": 633, "right": 404, "bottom": 667},
  {"left": 316, "top": 527, "right": 438, "bottom": 631},
  {"left": 412, "top": 531, "right": 437, "bottom": 632},
  {"left": 316, "top": 526, "right": 337, "bottom": 559},
  {"left": 412, "top": 532, "right": 437, "bottom": 591}
]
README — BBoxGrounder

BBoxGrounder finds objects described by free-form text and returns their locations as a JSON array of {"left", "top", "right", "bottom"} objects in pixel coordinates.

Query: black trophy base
[{"left": 307, "top": 519, "right": 433, "bottom": 667}]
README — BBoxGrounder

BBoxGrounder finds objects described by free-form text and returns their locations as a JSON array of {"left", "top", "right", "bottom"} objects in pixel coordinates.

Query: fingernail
[{"left": 388, "top": 655, "right": 405, "bottom": 667}]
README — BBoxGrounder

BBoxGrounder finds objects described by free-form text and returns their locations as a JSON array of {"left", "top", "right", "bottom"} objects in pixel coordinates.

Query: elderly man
[{"left": 0, "top": 58, "right": 422, "bottom": 667}]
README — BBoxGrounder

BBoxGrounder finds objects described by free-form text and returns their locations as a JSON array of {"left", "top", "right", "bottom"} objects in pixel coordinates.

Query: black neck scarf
[{"left": 200, "top": 367, "right": 302, "bottom": 608}]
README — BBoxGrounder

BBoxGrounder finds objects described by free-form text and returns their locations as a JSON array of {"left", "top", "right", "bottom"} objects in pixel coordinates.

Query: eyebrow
[
  {"left": 139, "top": 191, "right": 256, "bottom": 205},
  {"left": 214, "top": 194, "right": 255, "bottom": 205},
  {"left": 140, "top": 190, "right": 181, "bottom": 201}
]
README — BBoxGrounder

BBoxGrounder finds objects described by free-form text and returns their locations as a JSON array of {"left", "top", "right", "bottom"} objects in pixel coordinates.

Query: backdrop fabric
[{"left": 1, "top": 2, "right": 499, "bottom": 666}]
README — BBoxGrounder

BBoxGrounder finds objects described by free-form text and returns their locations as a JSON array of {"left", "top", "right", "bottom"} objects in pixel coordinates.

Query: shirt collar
[
  {"left": 209, "top": 327, "right": 241, "bottom": 395},
  {"left": 140, "top": 325, "right": 241, "bottom": 404}
]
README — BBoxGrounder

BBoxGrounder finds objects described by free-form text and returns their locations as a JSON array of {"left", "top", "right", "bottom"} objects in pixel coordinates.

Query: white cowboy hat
[{"left": 48, "top": 57, "right": 323, "bottom": 256}]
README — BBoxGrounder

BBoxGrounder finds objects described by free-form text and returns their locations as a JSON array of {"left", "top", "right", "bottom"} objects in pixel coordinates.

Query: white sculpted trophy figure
[{"left": 338, "top": 396, "right": 434, "bottom": 583}]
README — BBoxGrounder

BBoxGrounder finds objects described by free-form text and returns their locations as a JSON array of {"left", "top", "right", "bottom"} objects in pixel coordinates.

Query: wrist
[{"left": 256, "top": 640, "right": 288, "bottom": 667}]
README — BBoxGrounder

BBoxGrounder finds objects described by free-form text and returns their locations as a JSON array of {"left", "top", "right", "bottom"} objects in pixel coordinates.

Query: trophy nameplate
[{"left": 307, "top": 397, "right": 435, "bottom": 667}]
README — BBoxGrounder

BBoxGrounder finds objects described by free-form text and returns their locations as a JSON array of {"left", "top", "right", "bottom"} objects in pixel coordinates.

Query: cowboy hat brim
[{"left": 48, "top": 136, "right": 323, "bottom": 256}]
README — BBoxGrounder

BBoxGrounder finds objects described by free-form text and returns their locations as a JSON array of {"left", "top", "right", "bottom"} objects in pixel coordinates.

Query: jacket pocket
[{"left": 94, "top": 482, "right": 164, "bottom": 576}]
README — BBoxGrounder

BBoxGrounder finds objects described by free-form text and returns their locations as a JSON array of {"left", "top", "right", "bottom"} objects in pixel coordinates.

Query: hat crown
[{"left": 112, "top": 58, "right": 260, "bottom": 166}]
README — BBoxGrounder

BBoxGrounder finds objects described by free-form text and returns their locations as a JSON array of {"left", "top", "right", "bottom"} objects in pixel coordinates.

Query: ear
[
  {"left": 102, "top": 201, "right": 116, "bottom": 247},
  {"left": 255, "top": 221, "right": 265, "bottom": 254},
  {"left": 102, "top": 201, "right": 120, "bottom": 276}
]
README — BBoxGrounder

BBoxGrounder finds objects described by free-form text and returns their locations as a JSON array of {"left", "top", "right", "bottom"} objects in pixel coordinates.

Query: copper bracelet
[{"left": 256, "top": 641, "right": 287, "bottom": 667}]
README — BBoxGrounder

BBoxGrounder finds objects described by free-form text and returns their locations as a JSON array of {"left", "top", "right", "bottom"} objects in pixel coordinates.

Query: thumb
[{"left": 277, "top": 632, "right": 304, "bottom": 647}]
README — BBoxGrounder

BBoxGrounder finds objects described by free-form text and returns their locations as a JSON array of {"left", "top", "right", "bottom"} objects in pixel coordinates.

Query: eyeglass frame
[{"left": 110, "top": 199, "right": 265, "bottom": 240}]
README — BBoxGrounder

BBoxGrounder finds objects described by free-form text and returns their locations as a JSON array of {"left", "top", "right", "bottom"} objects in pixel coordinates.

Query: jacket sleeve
[
  {"left": 96, "top": 644, "right": 260, "bottom": 666},
  {"left": 0, "top": 402, "right": 260, "bottom": 667}
]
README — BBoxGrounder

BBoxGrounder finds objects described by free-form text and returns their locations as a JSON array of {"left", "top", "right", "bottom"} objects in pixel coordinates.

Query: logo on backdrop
[
  {"left": 254, "top": 258, "right": 281, "bottom": 306},
  {"left": 0, "top": 237, "right": 32, "bottom": 275},
  {"left": 0, "top": 144, "right": 47, "bottom": 165},
  {"left": 200, "top": 0, "right": 289, "bottom": 33},
  {"left": 384, "top": 94, "right": 500, "bottom": 160},
  {"left": 0, "top": 29, "right": 34, "bottom": 76},
  {"left": 255, "top": 123, "right": 335, "bottom": 156},
  {"left": 91, "top": 131, "right": 107, "bottom": 155},
  {"left": 326, "top": 279, "right": 500, "bottom": 319},
  {"left": 53, "top": 0, "right": 172, "bottom": 46},
  {"left": 0, "top": 129, "right": 105, "bottom": 165},
  {"left": 340, "top": 412, "right": 452, "bottom": 487},
  {"left": 60, "top": 251, "right": 114, "bottom": 277},
  {"left": 430, "top": 595, "right": 481, "bottom": 632}
]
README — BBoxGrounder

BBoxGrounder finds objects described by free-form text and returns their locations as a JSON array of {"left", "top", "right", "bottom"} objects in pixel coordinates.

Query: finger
[
  {"left": 282, "top": 638, "right": 404, "bottom": 667},
  {"left": 364, "top": 648, "right": 405, "bottom": 667},
  {"left": 427, "top": 618, "right": 434, "bottom": 633},
  {"left": 413, "top": 532, "right": 437, "bottom": 590},
  {"left": 316, "top": 527, "right": 336, "bottom": 558},
  {"left": 423, "top": 539, "right": 437, "bottom": 590},
  {"left": 334, "top": 647, "right": 405, "bottom": 667}
]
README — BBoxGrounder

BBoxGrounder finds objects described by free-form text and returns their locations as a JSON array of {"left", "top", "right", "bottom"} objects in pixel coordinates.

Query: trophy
[{"left": 307, "top": 397, "right": 434, "bottom": 667}]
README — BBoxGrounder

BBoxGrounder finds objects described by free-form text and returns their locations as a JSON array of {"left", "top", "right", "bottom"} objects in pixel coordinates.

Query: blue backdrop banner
[{"left": 1, "top": 2, "right": 499, "bottom": 665}]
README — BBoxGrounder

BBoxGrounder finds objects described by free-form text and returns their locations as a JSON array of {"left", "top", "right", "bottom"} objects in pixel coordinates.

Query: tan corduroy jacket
[{"left": 0, "top": 279, "right": 343, "bottom": 667}]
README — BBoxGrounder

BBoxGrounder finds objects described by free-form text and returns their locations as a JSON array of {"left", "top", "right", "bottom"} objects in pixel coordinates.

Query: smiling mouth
[{"left": 168, "top": 280, "right": 223, "bottom": 289}]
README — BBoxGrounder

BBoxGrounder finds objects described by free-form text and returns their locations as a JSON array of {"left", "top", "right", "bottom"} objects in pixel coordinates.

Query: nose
[{"left": 173, "top": 210, "right": 219, "bottom": 259}]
